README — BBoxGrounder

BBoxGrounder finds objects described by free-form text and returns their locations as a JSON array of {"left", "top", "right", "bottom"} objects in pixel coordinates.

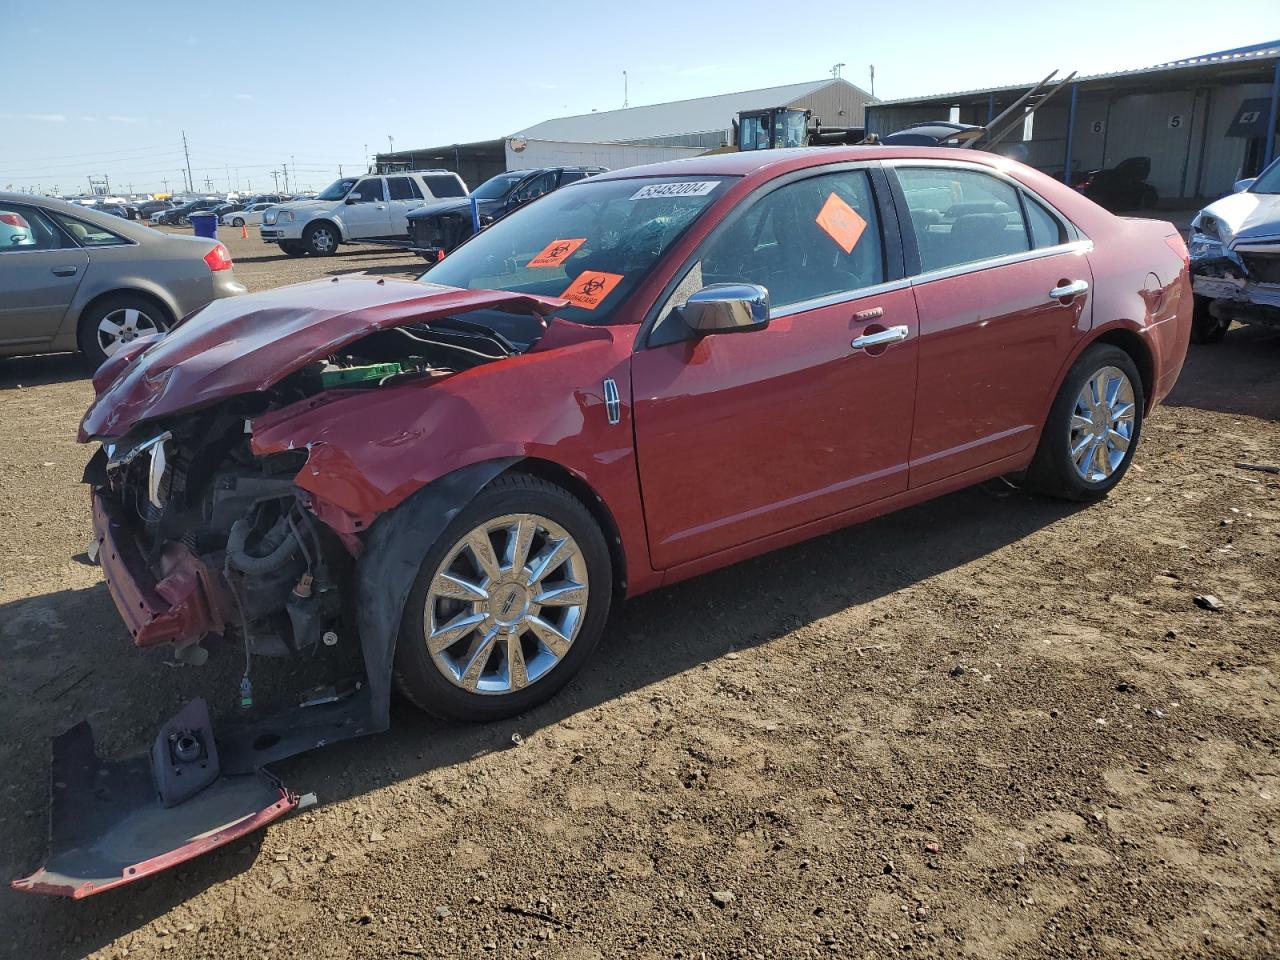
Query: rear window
[{"left": 423, "top": 174, "right": 466, "bottom": 198}]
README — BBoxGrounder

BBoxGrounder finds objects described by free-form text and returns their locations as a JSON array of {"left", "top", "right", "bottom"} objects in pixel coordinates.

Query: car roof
[{"left": 588, "top": 145, "right": 1014, "bottom": 181}]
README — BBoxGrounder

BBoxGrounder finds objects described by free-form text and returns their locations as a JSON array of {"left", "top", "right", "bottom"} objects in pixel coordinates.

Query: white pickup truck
[{"left": 260, "top": 170, "right": 468, "bottom": 257}]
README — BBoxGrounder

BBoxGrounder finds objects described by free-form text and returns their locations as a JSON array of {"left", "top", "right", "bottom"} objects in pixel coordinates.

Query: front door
[
  {"left": 891, "top": 164, "right": 1092, "bottom": 487},
  {"left": 632, "top": 167, "right": 918, "bottom": 570},
  {"left": 0, "top": 203, "right": 87, "bottom": 350},
  {"left": 341, "top": 177, "right": 391, "bottom": 239}
]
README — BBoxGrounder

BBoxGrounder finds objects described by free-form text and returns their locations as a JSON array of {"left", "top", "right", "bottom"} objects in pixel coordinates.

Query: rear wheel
[
  {"left": 1190, "top": 295, "right": 1230, "bottom": 344},
  {"left": 231, "top": 217, "right": 246, "bottom": 228},
  {"left": 77, "top": 294, "right": 172, "bottom": 369},
  {"left": 1027, "top": 344, "right": 1144, "bottom": 501},
  {"left": 303, "top": 221, "right": 339, "bottom": 256},
  {"left": 278, "top": 240, "right": 307, "bottom": 257},
  {"left": 393, "top": 474, "right": 612, "bottom": 723}
]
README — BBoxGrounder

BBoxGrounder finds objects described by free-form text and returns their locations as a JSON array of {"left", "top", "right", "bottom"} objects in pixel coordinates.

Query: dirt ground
[{"left": 0, "top": 227, "right": 1277, "bottom": 960}]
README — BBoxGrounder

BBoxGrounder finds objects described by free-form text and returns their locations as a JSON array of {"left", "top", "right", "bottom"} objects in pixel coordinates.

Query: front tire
[
  {"left": 278, "top": 240, "right": 307, "bottom": 257},
  {"left": 1027, "top": 344, "right": 1144, "bottom": 501},
  {"left": 303, "top": 221, "right": 340, "bottom": 256},
  {"left": 77, "top": 294, "right": 172, "bottom": 369},
  {"left": 393, "top": 474, "right": 613, "bottom": 723},
  {"left": 232, "top": 217, "right": 246, "bottom": 228}
]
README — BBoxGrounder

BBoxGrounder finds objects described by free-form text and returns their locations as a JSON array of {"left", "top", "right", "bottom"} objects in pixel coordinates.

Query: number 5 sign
[{"left": 1168, "top": 114, "right": 1184, "bottom": 129}]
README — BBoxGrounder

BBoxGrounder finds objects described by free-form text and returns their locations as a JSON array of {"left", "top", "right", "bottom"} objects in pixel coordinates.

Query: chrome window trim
[
  {"left": 770, "top": 277, "right": 912, "bottom": 320},
  {"left": 909, "top": 239, "right": 1094, "bottom": 287}
]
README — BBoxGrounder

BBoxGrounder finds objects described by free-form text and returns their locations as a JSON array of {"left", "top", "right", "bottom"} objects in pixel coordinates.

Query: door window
[
  {"left": 510, "top": 172, "right": 556, "bottom": 205},
  {"left": 896, "top": 166, "right": 1030, "bottom": 272},
  {"left": 0, "top": 205, "right": 64, "bottom": 251},
  {"left": 349, "top": 178, "right": 385, "bottom": 202},
  {"left": 387, "top": 176, "right": 423, "bottom": 200},
  {"left": 559, "top": 169, "right": 586, "bottom": 185},
  {"left": 685, "top": 169, "right": 885, "bottom": 310}
]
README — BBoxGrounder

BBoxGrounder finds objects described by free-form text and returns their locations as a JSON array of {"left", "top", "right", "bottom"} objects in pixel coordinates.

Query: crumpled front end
[{"left": 1190, "top": 204, "right": 1280, "bottom": 327}]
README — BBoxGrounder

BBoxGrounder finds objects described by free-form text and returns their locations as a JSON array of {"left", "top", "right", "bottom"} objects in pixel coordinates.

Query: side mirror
[
  {"left": 344, "top": 196, "right": 358, "bottom": 204},
  {"left": 1233, "top": 178, "right": 1256, "bottom": 193},
  {"left": 676, "top": 283, "right": 770, "bottom": 336}
]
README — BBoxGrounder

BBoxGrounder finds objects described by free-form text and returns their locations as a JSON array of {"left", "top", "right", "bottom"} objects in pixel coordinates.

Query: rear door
[
  {"left": 340, "top": 177, "right": 391, "bottom": 239},
  {"left": 889, "top": 162, "right": 1092, "bottom": 487},
  {"left": 0, "top": 203, "right": 87, "bottom": 351},
  {"left": 632, "top": 165, "right": 919, "bottom": 569},
  {"left": 386, "top": 176, "right": 426, "bottom": 234}
]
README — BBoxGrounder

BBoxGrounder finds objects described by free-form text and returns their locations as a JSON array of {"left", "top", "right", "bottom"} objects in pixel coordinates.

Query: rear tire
[
  {"left": 303, "top": 221, "right": 340, "bottom": 256},
  {"left": 392, "top": 473, "right": 612, "bottom": 723},
  {"left": 278, "top": 240, "right": 307, "bottom": 257},
  {"left": 232, "top": 217, "right": 246, "bottom": 228},
  {"left": 77, "top": 294, "right": 172, "bottom": 369},
  {"left": 1190, "top": 295, "right": 1229, "bottom": 344},
  {"left": 1026, "top": 344, "right": 1144, "bottom": 502}
]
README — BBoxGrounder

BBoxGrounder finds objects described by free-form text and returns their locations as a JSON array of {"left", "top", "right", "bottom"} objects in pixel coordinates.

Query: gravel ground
[{"left": 0, "top": 227, "right": 1277, "bottom": 959}]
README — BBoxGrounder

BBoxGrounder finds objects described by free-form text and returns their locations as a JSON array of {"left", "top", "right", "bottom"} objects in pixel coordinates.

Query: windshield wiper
[{"left": 419, "top": 315, "right": 528, "bottom": 355}]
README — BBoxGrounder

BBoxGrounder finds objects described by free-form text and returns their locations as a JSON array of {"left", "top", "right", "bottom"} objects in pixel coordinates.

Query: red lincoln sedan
[{"left": 20, "top": 146, "right": 1190, "bottom": 896}]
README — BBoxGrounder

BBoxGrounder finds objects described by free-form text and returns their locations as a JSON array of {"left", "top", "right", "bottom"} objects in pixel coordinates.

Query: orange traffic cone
[{"left": 241, "top": 223, "right": 248, "bottom": 240}]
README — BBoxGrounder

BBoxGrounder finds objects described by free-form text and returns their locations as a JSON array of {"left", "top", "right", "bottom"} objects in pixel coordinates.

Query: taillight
[
  {"left": 0, "top": 212, "right": 29, "bottom": 228},
  {"left": 203, "top": 243, "right": 233, "bottom": 272},
  {"left": 1164, "top": 233, "right": 1189, "bottom": 267}
]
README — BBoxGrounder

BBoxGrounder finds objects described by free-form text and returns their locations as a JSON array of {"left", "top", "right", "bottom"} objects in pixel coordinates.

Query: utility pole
[
  {"left": 271, "top": 169, "right": 280, "bottom": 193},
  {"left": 162, "top": 177, "right": 170, "bottom": 195},
  {"left": 388, "top": 135, "right": 394, "bottom": 154},
  {"left": 282, "top": 162, "right": 289, "bottom": 195},
  {"left": 623, "top": 70, "right": 628, "bottom": 108},
  {"left": 363, "top": 143, "right": 368, "bottom": 171},
  {"left": 831, "top": 62, "right": 845, "bottom": 80},
  {"left": 181, "top": 130, "right": 193, "bottom": 193},
  {"left": 869, "top": 65, "right": 875, "bottom": 99}
]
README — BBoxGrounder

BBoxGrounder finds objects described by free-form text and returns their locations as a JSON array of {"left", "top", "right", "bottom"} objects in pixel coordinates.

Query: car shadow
[
  {"left": 0, "top": 352, "right": 90, "bottom": 389},
  {"left": 1165, "top": 323, "right": 1280, "bottom": 422},
  {"left": 0, "top": 482, "right": 1084, "bottom": 955}
]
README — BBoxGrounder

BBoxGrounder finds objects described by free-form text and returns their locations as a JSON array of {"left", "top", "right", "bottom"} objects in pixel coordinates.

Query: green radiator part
[{"left": 320, "top": 362, "right": 403, "bottom": 388}]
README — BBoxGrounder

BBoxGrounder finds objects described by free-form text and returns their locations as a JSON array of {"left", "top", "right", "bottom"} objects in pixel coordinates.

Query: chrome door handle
[
  {"left": 1049, "top": 279, "right": 1089, "bottom": 299},
  {"left": 51, "top": 266, "right": 79, "bottom": 277},
  {"left": 851, "top": 324, "right": 909, "bottom": 350}
]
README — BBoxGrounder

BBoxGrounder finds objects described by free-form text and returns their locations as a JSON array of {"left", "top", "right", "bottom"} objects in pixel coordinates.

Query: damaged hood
[
  {"left": 79, "top": 277, "right": 566, "bottom": 441},
  {"left": 1198, "top": 191, "right": 1280, "bottom": 247}
]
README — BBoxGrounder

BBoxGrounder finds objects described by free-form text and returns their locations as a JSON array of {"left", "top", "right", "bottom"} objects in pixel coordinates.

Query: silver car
[{"left": 0, "top": 192, "right": 247, "bottom": 367}]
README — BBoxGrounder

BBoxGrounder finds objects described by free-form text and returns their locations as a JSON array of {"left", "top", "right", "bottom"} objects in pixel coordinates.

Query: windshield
[
  {"left": 1250, "top": 156, "right": 1280, "bottom": 195},
  {"left": 316, "top": 177, "right": 358, "bottom": 201},
  {"left": 471, "top": 172, "right": 527, "bottom": 201},
  {"left": 421, "top": 175, "right": 732, "bottom": 325}
]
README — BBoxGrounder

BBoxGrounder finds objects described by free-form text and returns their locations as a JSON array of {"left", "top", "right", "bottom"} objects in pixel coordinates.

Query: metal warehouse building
[
  {"left": 865, "top": 40, "right": 1280, "bottom": 204},
  {"left": 377, "top": 77, "right": 873, "bottom": 187}
]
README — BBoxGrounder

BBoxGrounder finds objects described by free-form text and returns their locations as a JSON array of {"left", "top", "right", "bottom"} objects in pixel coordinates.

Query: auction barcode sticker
[{"left": 630, "top": 181, "right": 720, "bottom": 200}]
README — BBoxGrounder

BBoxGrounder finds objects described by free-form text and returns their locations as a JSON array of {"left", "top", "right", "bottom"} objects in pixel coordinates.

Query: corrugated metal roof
[
  {"left": 870, "top": 39, "right": 1280, "bottom": 107},
  {"left": 516, "top": 79, "right": 864, "bottom": 143}
]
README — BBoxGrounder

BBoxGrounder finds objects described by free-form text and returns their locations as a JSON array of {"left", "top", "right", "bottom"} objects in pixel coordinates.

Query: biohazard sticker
[
  {"left": 815, "top": 192, "right": 867, "bottom": 255},
  {"left": 561, "top": 271, "right": 624, "bottom": 310},
  {"left": 527, "top": 237, "right": 587, "bottom": 268},
  {"left": 629, "top": 181, "right": 720, "bottom": 201}
]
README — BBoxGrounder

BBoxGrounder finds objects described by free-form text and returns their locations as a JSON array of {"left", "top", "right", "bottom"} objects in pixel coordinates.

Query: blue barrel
[{"left": 189, "top": 213, "right": 218, "bottom": 239}]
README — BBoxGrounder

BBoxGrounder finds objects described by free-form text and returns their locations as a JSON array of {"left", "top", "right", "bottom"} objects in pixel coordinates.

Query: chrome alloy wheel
[
  {"left": 1069, "top": 365, "right": 1136, "bottom": 482},
  {"left": 309, "top": 225, "right": 336, "bottom": 253},
  {"left": 424, "top": 513, "right": 589, "bottom": 695},
  {"left": 98, "top": 307, "right": 161, "bottom": 357}
]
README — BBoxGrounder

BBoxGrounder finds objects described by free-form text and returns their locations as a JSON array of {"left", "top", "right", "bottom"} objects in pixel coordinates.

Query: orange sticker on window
[
  {"left": 527, "top": 237, "right": 587, "bottom": 268},
  {"left": 561, "top": 270, "right": 624, "bottom": 310},
  {"left": 815, "top": 192, "right": 867, "bottom": 254}
]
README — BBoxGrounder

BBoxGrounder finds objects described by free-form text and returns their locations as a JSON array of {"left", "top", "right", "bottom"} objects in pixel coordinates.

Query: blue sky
[{"left": 2, "top": 0, "right": 1277, "bottom": 195}]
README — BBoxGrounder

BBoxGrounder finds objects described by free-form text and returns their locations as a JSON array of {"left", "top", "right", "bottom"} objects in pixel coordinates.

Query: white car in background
[
  {"left": 222, "top": 202, "right": 276, "bottom": 228},
  {"left": 260, "top": 170, "right": 468, "bottom": 256}
]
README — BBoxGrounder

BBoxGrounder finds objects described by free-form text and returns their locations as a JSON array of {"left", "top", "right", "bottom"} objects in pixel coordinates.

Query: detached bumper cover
[
  {"left": 12, "top": 712, "right": 297, "bottom": 899},
  {"left": 92, "top": 490, "right": 230, "bottom": 647}
]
